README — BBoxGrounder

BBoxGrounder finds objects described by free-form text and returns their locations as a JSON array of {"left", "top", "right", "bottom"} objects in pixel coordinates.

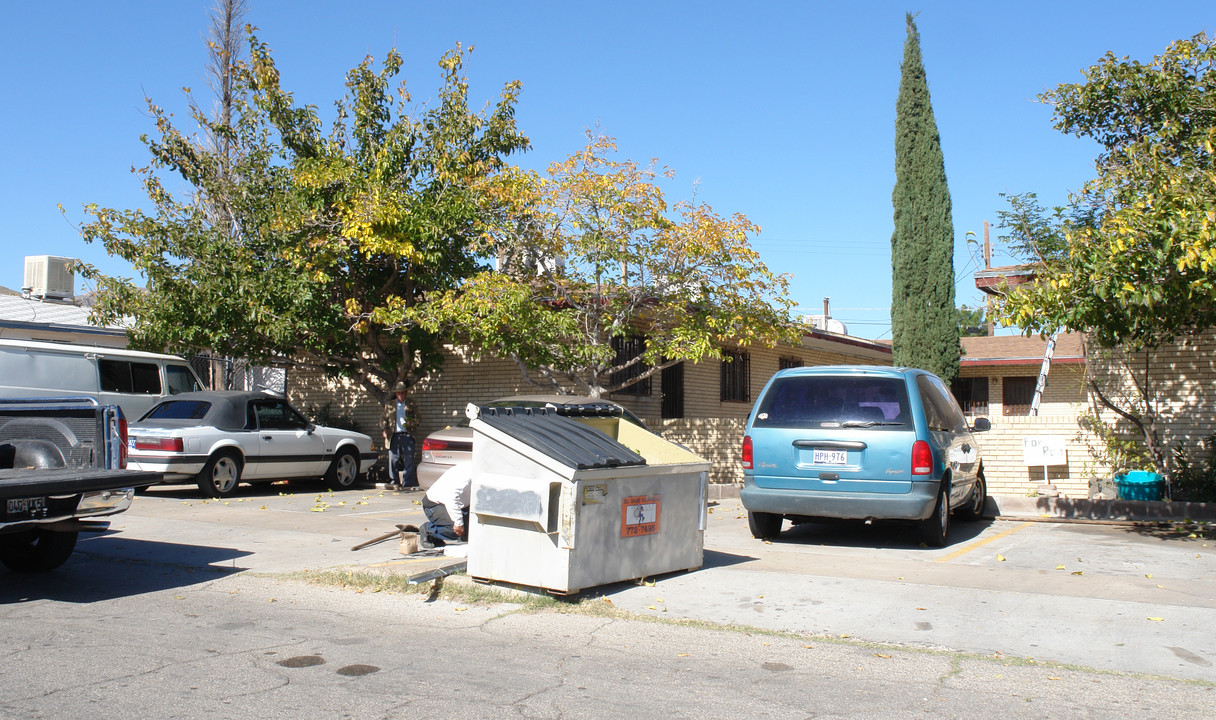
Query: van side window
[
  {"left": 915, "top": 376, "right": 950, "bottom": 431},
  {"left": 100, "top": 359, "right": 163, "bottom": 395},
  {"left": 917, "top": 375, "right": 966, "bottom": 432},
  {"left": 131, "top": 362, "right": 161, "bottom": 394},
  {"left": 165, "top": 365, "right": 202, "bottom": 395}
]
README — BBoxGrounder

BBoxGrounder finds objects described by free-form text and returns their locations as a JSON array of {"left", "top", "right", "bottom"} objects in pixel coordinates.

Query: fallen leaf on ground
[
  {"left": 1056, "top": 564, "right": 1066, "bottom": 570},
  {"left": 996, "top": 554, "right": 1006, "bottom": 562},
  {"left": 1147, "top": 616, "right": 1165, "bottom": 622}
]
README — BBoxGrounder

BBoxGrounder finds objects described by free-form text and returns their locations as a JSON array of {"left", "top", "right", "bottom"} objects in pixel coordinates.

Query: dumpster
[
  {"left": 1114, "top": 470, "right": 1165, "bottom": 501},
  {"left": 465, "top": 403, "right": 712, "bottom": 594}
]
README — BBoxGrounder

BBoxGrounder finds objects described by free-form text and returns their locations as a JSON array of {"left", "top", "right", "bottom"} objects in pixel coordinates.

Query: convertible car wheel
[{"left": 198, "top": 450, "right": 242, "bottom": 498}]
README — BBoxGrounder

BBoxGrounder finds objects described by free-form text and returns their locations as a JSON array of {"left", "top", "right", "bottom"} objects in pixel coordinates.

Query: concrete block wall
[
  {"left": 1088, "top": 332, "right": 1216, "bottom": 466},
  {"left": 650, "top": 417, "right": 747, "bottom": 486},
  {"left": 977, "top": 415, "right": 1108, "bottom": 499}
]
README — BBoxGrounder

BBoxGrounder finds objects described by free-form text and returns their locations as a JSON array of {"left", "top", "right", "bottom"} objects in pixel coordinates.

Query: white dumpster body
[{"left": 466, "top": 406, "right": 711, "bottom": 594}]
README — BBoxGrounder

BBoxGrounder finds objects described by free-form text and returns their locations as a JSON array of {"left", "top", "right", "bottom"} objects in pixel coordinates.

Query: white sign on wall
[{"left": 1022, "top": 436, "right": 1067, "bottom": 467}]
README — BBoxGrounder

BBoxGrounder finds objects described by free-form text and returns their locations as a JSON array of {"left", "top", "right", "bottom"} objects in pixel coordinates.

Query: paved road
[
  {"left": 81, "top": 483, "right": 1216, "bottom": 681},
  {"left": 2, "top": 482, "right": 1213, "bottom": 719}
]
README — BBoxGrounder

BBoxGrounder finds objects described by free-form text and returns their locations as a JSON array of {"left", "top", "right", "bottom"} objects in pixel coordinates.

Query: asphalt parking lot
[{"left": 80, "top": 481, "right": 1216, "bottom": 681}]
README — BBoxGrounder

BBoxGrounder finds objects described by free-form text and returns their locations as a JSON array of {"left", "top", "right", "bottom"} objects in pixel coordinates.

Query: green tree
[
  {"left": 890, "top": 13, "right": 960, "bottom": 382},
  {"left": 956, "top": 305, "right": 987, "bottom": 337},
  {"left": 993, "top": 191, "right": 1079, "bottom": 265},
  {"left": 412, "top": 134, "right": 799, "bottom": 398},
  {"left": 76, "top": 34, "right": 528, "bottom": 407},
  {"left": 997, "top": 32, "right": 1216, "bottom": 483}
]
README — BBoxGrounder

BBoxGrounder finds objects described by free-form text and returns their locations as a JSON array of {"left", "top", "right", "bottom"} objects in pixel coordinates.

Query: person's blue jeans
[
  {"left": 388, "top": 432, "right": 417, "bottom": 486},
  {"left": 421, "top": 498, "right": 469, "bottom": 546}
]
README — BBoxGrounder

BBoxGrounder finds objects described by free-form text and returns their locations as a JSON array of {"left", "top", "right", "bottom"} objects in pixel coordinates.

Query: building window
[
  {"left": 950, "top": 377, "right": 990, "bottom": 416},
  {"left": 610, "top": 335, "right": 651, "bottom": 396},
  {"left": 661, "top": 361, "right": 685, "bottom": 419},
  {"left": 778, "top": 357, "right": 803, "bottom": 370},
  {"left": 1002, "top": 376, "right": 1037, "bottom": 416},
  {"left": 720, "top": 350, "right": 750, "bottom": 402}
]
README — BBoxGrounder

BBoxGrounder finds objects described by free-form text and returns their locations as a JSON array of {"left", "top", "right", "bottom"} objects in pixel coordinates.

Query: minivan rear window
[
  {"left": 142, "top": 400, "right": 211, "bottom": 421},
  {"left": 752, "top": 375, "right": 911, "bottom": 428}
]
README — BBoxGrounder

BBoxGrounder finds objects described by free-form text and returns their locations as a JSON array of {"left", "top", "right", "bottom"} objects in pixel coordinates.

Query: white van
[{"left": 0, "top": 339, "right": 205, "bottom": 420}]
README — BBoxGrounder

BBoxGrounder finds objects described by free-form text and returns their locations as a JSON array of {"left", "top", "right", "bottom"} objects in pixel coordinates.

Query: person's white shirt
[{"left": 425, "top": 464, "right": 473, "bottom": 530}]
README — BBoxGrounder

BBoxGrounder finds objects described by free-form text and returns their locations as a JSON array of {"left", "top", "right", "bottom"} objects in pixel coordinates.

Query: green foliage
[
  {"left": 1076, "top": 410, "right": 1150, "bottom": 477},
  {"left": 994, "top": 192, "right": 1080, "bottom": 265},
  {"left": 76, "top": 34, "right": 528, "bottom": 405},
  {"left": 303, "top": 401, "right": 362, "bottom": 433},
  {"left": 890, "top": 13, "right": 960, "bottom": 383},
  {"left": 996, "top": 32, "right": 1216, "bottom": 484},
  {"left": 1170, "top": 435, "right": 1216, "bottom": 502},
  {"left": 412, "top": 134, "right": 799, "bottom": 397},
  {"left": 997, "top": 32, "right": 1216, "bottom": 353},
  {"left": 957, "top": 305, "right": 987, "bottom": 337}
]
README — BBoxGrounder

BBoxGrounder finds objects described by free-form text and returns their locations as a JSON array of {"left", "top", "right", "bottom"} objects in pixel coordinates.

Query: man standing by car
[{"left": 383, "top": 381, "right": 418, "bottom": 489}]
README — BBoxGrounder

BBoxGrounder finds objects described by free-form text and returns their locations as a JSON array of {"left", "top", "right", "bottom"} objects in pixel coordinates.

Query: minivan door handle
[{"left": 792, "top": 440, "right": 867, "bottom": 450}]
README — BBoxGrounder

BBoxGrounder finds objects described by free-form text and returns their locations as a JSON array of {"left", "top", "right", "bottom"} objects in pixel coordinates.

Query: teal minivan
[{"left": 741, "top": 366, "right": 990, "bottom": 546}]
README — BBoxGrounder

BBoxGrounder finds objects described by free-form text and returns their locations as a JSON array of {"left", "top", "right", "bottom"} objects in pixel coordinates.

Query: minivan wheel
[
  {"left": 748, "top": 511, "right": 783, "bottom": 539},
  {"left": 957, "top": 471, "right": 987, "bottom": 522},
  {"left": 919, "top": 483, "right": 950, "bottom": 547}
]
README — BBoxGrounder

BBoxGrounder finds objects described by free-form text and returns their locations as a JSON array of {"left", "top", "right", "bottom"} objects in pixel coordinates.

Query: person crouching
[{"left": 419, "top": 463, "right": 471, "bottom": 547}]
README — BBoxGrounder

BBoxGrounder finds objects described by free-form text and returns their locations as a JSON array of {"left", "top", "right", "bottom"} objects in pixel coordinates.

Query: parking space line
[{"left": 935, "top": 521, "right": 1033, "bottom": 562}]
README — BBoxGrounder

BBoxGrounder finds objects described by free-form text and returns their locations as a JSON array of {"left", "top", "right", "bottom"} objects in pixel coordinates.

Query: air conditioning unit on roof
[{"left": 23, "top": 255, "right": 75, "bottom": 300}]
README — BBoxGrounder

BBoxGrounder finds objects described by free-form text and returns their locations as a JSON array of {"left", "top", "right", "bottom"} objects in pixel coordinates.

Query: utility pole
[{"left": 983, "top": 221, "right": 994, "bottom": 336}]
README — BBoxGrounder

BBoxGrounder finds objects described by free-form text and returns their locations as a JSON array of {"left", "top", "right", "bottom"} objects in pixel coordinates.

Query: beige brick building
[
  {"left": 287, "top": 330, "right": 894, "bottom": 486},
  {"left": 286, "top": 322, "right": 1216, "bottom": 500}
]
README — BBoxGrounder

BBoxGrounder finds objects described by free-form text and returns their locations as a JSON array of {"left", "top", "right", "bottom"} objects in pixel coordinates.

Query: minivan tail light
[
  {"left": 742, "top": 435, "right": 753, "bottom": 470},
  {"left": 911, "top": 440, "right": 933, "bottom": 475}
]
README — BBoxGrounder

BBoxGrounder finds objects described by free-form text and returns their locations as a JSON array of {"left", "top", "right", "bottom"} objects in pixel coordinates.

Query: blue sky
[{"left": 2, "top": 1, "right": 1212, "bottom": 340}]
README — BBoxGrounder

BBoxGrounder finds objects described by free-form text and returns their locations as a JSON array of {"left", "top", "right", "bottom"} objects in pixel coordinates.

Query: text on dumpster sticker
[{"left": 621, "top": 495, "right": 661, "bottom": 537}]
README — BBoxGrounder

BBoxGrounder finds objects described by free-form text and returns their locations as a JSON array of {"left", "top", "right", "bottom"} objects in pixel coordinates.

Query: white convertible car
[{"left": 128, "top": 391, "right": 377, "bottom": 498}]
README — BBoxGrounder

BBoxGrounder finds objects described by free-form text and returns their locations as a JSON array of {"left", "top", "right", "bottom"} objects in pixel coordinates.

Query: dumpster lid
[{"left": 473, "top": 406, "right": 647, "bottom": 470}]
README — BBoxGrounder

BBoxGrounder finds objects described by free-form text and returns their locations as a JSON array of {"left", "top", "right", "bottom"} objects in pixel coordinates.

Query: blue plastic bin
[{"left": 1114, "top": 471, "right": 1164, "bottom": 501}]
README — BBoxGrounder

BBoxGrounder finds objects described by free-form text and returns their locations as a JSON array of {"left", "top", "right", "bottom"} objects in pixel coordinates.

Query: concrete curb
[
  {"left": 706, "top": 483, "right": 1216, "bottom": 523},
  {"left": 988, "top": 495, "right": 1216, "bottom": 523}
]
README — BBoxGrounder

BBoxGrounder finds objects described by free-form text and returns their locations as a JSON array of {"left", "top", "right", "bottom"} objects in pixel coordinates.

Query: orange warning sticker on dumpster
[{"left": 621, "top": 495, "right": 661, "bottom": 537}]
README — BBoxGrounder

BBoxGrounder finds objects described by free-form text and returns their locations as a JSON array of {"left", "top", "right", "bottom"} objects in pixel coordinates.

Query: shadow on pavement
[
  {"left": 1124, "top": 521, "right": 1216, "bottom": 543},
  {"left": 137, "top": 478, "right": 380, "bottom": 501},
  {"left": 701, "top": 549, "right": 760, "bottom": 569},
  {"left": 766, "top": 516, "right": 994, "bottom": 550},
  {"left": 0, "top": 533, "right": 244, "bottom": 605}
]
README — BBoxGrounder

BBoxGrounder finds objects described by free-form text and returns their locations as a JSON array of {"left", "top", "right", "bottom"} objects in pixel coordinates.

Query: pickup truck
[{"left": 0, "top": 397, "right": 161, "bottom": 572}]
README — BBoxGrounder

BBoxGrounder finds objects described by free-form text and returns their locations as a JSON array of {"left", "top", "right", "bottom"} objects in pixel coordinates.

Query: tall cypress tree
[{"left": 891, "top": 13, "right": 960, "bottom": 382}]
